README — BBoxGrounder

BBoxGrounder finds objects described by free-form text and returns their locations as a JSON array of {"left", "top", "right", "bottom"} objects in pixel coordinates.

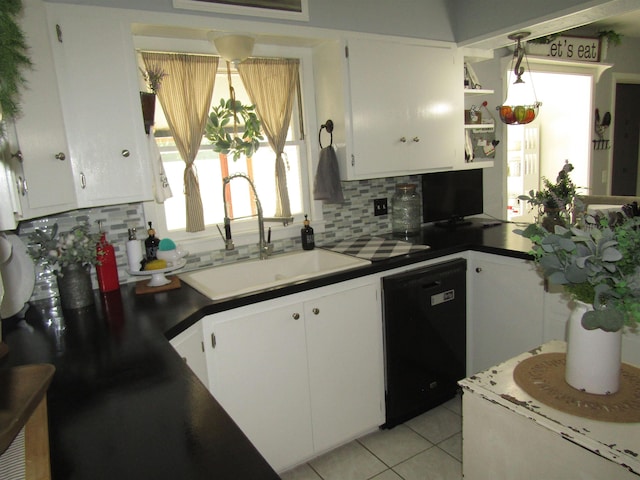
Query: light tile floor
[{"left": 280, "top": 395, "right": 462, "bottom": 480}]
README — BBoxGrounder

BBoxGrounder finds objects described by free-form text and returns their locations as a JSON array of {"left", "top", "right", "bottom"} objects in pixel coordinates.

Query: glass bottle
[
  {"left": 145, "top": 222, "right": 160, "bottom": 260},
  {"left": 392, "top": 183, "right": 421, "bottom": 237}
]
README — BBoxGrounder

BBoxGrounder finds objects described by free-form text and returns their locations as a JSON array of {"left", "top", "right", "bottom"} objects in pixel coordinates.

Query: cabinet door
[
  {"left": 46, "top": 4, "right": 152, "bottom": 207},
  {"left": 305, "top": 282, "right": 384, "bottom": 452},
  {"left": 170, "top": 323, "right": 207, "bottom": 388},
  {"left": 469, "top": 253, "right": 544, "bottom": 373},
  {"left": 346, "top": 39, "right": 461, "bottom": 178},
  {"left": 8, "top": 0, "right": 76, "bottom": 219},
  {"left": 0, "top": 146, "right": 20, "bottom": 230},
  {"left": 203, "top": 302, "right": 313, "bottom": 472}
]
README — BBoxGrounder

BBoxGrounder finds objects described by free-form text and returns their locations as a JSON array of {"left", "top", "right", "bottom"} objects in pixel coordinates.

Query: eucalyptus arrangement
[
  {"left": 205, "top": 98, "right": 263, "bottom": 161},
  {"left": 516, "top": 210, "right": 640, "bottom": 332},
  {"left": 28, "top": 223, "right": 102, "bottom": 273},
  {"left": 140, "top": 65, "right": 168, "bottom": 94}
]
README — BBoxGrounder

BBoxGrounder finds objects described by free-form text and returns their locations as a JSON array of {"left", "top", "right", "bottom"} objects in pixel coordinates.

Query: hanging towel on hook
[
  {"left": 148, "top": 130, "right": 173, "bottom": 203},
  {"left": 313, "top": 145, "right": 344, "bottom": 203}
]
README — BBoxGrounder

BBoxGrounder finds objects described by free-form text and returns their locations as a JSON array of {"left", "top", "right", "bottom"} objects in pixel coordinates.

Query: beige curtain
[
  {"left": 142, "top": 52, "right": 219, "bottom": 232},
  {"left": 238, "top": 58, "right": 299, "bottom": 218}
]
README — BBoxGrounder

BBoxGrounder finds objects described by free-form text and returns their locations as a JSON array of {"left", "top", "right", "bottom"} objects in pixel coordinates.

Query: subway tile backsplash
[{"left": 17, "top": 175, "right": 420, "bottom": 302}]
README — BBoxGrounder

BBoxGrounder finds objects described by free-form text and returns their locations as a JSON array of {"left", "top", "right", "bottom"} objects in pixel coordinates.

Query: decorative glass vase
[
  {"left": 541, "top": 207, "right": 565, "bottom": 231},
  {"left": 565, "top": 300, "right": 622, "bottom": 395},
  {"left": 392, "top": 183, "right": 421, "bottom": 237},
  {"left": 57, "top": 263, "right": 94, "bottom": 310}
]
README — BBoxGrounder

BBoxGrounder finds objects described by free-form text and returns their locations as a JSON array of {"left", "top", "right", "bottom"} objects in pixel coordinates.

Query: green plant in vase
[
  {"left": 139, "top": 64, "right": 168, "bottom": 94},
  {"left": 28, "top": 223, "right": 103, "bottom": 309},
  {"left": 518, "top": 161, "right": 578, "bottom": 230},
  {"left": 516, "top": 211, "right": 640, "bottom": 332}
]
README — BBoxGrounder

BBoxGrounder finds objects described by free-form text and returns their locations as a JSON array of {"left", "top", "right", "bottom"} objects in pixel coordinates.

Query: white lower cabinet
[
  {"left": 202, "top": 279, "right": 384, "bottom": 472},
  {"left": 169, "top": 322, "right": 208, "bottom": 389},
  {"left": 304, "top": 282, "right": 384, "bottom": 454},
  {"left": 468, "top": 252, "right": 545, "bottom": 374}
]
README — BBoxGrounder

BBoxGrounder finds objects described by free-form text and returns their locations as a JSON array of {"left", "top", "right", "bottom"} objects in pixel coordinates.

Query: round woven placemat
[{"left": 513, "top": 353, "right": 640, "bottom": 423}]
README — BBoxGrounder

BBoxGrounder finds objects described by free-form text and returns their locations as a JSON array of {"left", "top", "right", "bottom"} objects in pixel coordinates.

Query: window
[
  {"left": 154, "top": 68, "right": 304, "bottom": 232},
  {"left": 139, "top": 42, "right": 319, "bottom": 253}
]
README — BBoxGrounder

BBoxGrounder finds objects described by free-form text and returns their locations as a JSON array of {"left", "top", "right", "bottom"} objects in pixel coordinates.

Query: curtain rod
[
  {"left": 137, "top": 49, "right": 218, "bottom": 57},
  {"left": 137, "top": 49, "right": 299, "bottom": 63}
]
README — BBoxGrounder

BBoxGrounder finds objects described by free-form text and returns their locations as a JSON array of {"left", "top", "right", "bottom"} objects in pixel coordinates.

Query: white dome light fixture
[{"left": 209, "top": 33, "right": 255, "bottom": 66}]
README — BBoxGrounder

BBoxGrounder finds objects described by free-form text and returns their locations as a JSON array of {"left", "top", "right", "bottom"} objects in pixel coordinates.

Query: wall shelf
[
  {"left": 464, "top": 88, "right": 494, "bottom": 96},
  {"left": 465, "top": 123, "right": 495, "bottom": 132}
]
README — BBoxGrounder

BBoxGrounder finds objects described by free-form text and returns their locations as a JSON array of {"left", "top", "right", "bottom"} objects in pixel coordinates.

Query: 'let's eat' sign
[{"left": 528, "top": 36, "right": 601, "bottom": 62}]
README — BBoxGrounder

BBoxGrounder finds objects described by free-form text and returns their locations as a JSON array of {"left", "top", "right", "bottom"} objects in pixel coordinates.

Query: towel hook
[{"left": 319, "top": 119, "right": 334, "bottom": 148}]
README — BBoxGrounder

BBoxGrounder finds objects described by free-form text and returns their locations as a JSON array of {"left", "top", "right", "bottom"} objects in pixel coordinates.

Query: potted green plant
[
  {"left": 139, "top": 65, "right": 168, "bottom": 134},
  {"left": 0, "top": 0, "right": 32, "bottom": 134},
  {"left": 518, "top": 161, "right": 578, "bottom": 230},
  {"left": 516, "top": 209, "right": 640, "bottom": 394},
  {"left": 29, "top": 223, "right": 103, "bottom": 309},
  {"left": 205, "top": 98, "right": 263, "bottom": 161}
]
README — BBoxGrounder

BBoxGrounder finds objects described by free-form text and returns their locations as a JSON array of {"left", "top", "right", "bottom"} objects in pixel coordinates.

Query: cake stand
[{"left": 128, "top": 259, "right": 187, "bottom": 287}]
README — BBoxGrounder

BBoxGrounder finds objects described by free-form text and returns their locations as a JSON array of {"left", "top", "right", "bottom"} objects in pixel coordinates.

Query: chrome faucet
[{"left": 221, "top": 173, "right": 272, "bottom": 260}]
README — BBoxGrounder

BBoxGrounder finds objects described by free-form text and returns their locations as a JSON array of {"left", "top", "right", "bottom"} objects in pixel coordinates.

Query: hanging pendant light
[
  {"left": 208, "top": 33, "right": 255, "bottom": 66},
  {"left": 497, "top": 32, "right": 542, "bottom": 125}
]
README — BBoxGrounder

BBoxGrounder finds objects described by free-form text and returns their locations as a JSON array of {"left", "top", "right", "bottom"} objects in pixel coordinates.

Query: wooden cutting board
[{"left": 134, "top": 275, "right": 181, "bottom": 295}]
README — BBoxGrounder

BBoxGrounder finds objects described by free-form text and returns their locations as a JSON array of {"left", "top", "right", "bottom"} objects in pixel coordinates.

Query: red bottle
[{"left": 96, "top": 231, "right": 120, "bottom": 293}]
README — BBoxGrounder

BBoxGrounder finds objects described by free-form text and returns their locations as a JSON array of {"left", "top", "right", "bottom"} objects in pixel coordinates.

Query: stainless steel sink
[{"left": 180, "top": 249, "right": 370, "bottom": 300}]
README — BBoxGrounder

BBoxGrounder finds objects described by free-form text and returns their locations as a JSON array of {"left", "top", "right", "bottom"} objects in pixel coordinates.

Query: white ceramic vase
[{"left": 565, "top": 300, "right": 622, "bottom": 395}]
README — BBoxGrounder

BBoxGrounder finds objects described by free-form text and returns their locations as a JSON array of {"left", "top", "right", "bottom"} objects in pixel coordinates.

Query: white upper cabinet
[
  {"left": 313, "top": 37, "right": 463, "bottom": 180},
  {"left": 6, "top": 0, "right": 77, "bottom": 220},
  {"left": 46, "top": 3, "right": 152, "bottom": 208}
]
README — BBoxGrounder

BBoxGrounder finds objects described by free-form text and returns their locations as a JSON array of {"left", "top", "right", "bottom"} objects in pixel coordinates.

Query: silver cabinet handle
[
  {"left": 475, "top": 267, "right": 482, "bottom": 273},
  {"left": 292, "top": 313, "right": 300, "bottom": 320},
  {"left": 17, "top": 176, "right": 27, "bottom": 196},
  {"left": 55, "top": 152, "right": 66, "bottom": 161},
  {"left": 312, "top": 308, "right": 320, "bottom": 315},
  {"left": 413, "top": 137, "right": 420, "bottom": 143},
  {"left": 80, "top": 172, "right": 87, "bottom": 189},
  {"left": 11, "top": 150, "right": 23, "bottom": 162},
  {"left": 211, "top": 332, "right": 217, "bottom": 348},
  {"left": 121, "top": 149, "right": 130, "bottom": 157},
  {"left": 399, "top": 137, "right": 407, "bottom": 143}
]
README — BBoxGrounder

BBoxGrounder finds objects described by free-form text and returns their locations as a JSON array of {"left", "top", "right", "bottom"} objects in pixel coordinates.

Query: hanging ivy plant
[
  {"left": 205, "top": 97, "right": 263, "bottom": 161},
  {"left": 0, "top": 0, "right": 32, "bottom": 125},
  {"left": 597, "top": 30, "right": 623, "bottom": 47}
]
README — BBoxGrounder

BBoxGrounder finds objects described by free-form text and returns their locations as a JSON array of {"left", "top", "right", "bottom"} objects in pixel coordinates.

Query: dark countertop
[{"left": 0, "top": 219, "right": 532, "bottom": 480}]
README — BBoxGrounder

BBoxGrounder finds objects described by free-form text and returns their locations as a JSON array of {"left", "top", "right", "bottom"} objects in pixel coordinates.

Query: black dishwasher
[{"left": 382, "top": 258, "right": 466, "bottom": 428}]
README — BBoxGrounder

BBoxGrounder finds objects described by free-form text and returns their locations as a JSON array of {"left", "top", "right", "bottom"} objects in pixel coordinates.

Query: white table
[{"left": 459, "top": 341, "right": 640, "bottom": 479}]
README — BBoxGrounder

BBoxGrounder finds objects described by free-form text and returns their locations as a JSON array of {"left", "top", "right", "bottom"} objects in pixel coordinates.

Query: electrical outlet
[{"left": 374, "top": 198, "right": 388, "bottom": 216}]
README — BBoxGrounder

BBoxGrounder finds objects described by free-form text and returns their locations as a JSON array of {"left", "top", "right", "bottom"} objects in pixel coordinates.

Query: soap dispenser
[
  {"left": 145, "top": 222, "right": 160, "bottom": 260},
  {"left": 126, "top": 227, "right": 143, "bottom": 272},
  {"left": 301, "top": 214, "right": 315, "bottom": 250}
]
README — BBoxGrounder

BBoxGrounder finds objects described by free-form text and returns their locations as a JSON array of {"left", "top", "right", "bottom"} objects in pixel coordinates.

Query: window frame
[{"left": 135, "top": 35, "right": 324, "bottom": 256}]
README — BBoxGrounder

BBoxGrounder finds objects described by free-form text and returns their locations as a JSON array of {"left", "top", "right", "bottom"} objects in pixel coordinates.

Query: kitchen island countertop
[{"left": 1, "top": 219, "right": 532, "bottom": 479}]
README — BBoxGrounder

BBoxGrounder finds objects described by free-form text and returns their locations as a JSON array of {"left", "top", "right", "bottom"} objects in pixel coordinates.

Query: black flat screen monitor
[{"left": 422, "top": 169, "right": 484, "bottom": 228}]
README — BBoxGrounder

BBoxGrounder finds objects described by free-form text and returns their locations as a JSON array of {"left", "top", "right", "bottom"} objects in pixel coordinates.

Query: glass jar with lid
[{"left": 392, "top": 183, "right": 421, "bottom": 237}]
